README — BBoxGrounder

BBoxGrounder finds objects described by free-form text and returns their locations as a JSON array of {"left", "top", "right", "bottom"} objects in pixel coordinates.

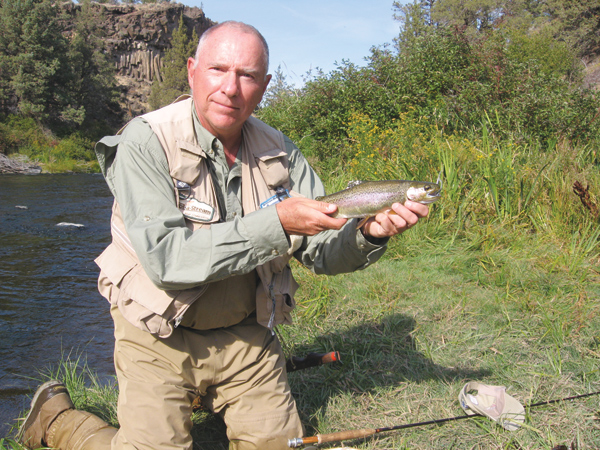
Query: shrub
[
  {"left": 257, "top": 25, "right": 600, "bottom": 166},
  {"left": 0, "top": 115, "right": 99, "bottom": 172}
]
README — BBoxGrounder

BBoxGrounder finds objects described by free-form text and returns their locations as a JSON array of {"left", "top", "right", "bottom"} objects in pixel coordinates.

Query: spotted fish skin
[{"left": 316, "top": 180, "right": 441, "bottom": 219}]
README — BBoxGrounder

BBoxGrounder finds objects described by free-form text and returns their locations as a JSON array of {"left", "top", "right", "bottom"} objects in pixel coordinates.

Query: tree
[
  {"left": 149, "top": 15, "right": 198, "bottom": 110},
  {"left": 0, "top": 0, "right": 71, "bottom": 121},
  {"left": 407, "top": 0, "right": 599, "bottom": 59},
  {"left": 393, "top": 0, "right": 434, "bottom": 52},
  {"left": 431, "top": 0, "right": 507, "bottom": 31},
  {"left": 261, "top": 65, "right": 297, "bottom": 108},
  {"left": 543, "top": 0, "right": 600, "bottom": 57},
  {"left": 64, "top": 0, "right": 122, "bottom": 132},
  {"left": 0, "top": 0, "right": 121, "bottom": 132}
]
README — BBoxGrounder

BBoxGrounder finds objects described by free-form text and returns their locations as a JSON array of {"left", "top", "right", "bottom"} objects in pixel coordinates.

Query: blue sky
[{"left": 185, "top": 1, "right": 403, "bottom": 86}]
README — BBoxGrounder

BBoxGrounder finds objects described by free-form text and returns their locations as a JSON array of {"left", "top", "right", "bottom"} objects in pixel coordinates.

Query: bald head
[
  {"left": 186, "top": 20, "right": 272, "bottom": 146},
  {"left": 194, "top": 21, "right": 270, "bottom": 77}
]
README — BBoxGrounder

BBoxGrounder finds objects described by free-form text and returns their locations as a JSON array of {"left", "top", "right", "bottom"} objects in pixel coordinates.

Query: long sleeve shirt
[{"left": 96, "top": 109, "right": 387, "bottom": 292}]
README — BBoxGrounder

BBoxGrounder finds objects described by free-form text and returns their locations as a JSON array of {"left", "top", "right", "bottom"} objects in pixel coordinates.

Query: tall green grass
[{"left": 0, "top": 116, "right": 100, "bottom": 173}]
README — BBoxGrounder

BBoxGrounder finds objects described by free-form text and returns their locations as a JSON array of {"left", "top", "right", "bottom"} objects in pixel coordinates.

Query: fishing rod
[
  {"left": 288, "top": 390, "right": 600, "bottom": 447},
  {"left": 286, "top": 351, "right": 341, "bottom": 373}
]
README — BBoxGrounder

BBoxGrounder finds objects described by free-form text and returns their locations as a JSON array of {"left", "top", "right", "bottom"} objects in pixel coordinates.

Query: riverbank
[
  {"left": 0, "top": 152, "right": 100, "bottom": 174},
  {"left": 0, "top": 154, "right": 41, "bottom": 175},
  {"left": 0, "top": 116, "right": 100, "bottom": 174}
]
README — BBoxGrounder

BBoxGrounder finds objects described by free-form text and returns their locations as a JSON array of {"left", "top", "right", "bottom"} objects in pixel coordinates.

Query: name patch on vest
[{"left": 180, "top": 198, "right": 215, "bottom": 222}]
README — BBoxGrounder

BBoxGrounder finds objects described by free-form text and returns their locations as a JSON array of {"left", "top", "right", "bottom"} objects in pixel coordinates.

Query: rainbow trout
[{"left": 316, "top": 179, "right": 442, "bottom": 227}]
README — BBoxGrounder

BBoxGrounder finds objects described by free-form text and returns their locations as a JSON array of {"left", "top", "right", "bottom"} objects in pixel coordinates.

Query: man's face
[{"left": 187, "top": 27, "right": 271, "bottom": 141}]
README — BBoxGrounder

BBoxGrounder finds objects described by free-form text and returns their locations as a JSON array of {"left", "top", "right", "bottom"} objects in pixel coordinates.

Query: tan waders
[
  {"left": 20, "top": 306, "right": 303, "bottom": 450},
  {"left": 111, "top": 305, "right": 303, "bottom": 449}
]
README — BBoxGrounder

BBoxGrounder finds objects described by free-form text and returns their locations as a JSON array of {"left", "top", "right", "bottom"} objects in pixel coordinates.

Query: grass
[
  {"left": 281, "top": 234, "right": 600, "bottom": 449},
  {"left": 4, "top": 230, "right": 599, "bottom": 449},
  {"left": 3, "top": 121, "right": 600, "bottom": 449}
]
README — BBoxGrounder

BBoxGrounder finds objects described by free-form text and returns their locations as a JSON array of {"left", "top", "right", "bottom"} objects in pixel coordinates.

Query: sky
[{"left": 185, "top": 0, "right": 403, "bottom": 86}]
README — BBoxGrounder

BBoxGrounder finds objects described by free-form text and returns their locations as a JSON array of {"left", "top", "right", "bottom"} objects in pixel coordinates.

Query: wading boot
[
  {"left": 18, "top": 380, "right": 117, "bottom": 450},
  {"left": 46, "top": 408, "right": 116, "bottom": 450},
  {"left": 18, "top": 380, "right": 75, "bottom": 449}
]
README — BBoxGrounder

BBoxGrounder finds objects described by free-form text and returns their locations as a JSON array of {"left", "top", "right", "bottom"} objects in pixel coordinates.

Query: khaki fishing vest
[{"left": 95, "top": 96, "right": 301, "bottom": 338}]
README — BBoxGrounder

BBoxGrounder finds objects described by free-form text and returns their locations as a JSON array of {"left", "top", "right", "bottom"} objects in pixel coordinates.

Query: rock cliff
[{"left": 62, "top": 2, "right": 215, "bottom": 117}]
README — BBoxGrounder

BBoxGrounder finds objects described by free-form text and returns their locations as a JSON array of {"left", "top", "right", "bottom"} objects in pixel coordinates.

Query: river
[{"left": 0, "top": 173, "right": 115, "bottom": 439}]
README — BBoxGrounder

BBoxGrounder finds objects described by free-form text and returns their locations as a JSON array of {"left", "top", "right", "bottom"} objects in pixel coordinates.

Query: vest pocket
[
  {"left": 170, "top": 141, "right": 205, "bottom": 185},
  {"left": 170, "top": 146, "right": 221, "bottom": 228},
  {"left": 95, "top": 242, "right": 206, "bottom": 337},
  {"left": 96, "top": 243, "right": 174, "bottom": 315},
  {"left": 255, "top": 149, "right": 289, "bottom": 189}
]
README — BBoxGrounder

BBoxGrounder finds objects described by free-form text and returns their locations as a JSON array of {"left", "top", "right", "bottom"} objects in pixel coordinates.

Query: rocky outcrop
[
  {"left": 0, "top": 153, "right": 41, "bottom": 174},
  {"left": 61, "top": 2, "right": 215, "bottom": 117}
]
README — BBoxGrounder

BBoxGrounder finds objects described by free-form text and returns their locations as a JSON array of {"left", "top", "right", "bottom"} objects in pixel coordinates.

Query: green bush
[
  {"left": 257, "top": 25, "right": 600, "bottom": 168},
  {"left": 0, "top": 115, "right": 53, "bottom": 155},
  {"left": 53, "top": 134, "right": 96, "bottom": 161},
  {"left": 0, "top": 115, "right": 99, "bottom": 172}
]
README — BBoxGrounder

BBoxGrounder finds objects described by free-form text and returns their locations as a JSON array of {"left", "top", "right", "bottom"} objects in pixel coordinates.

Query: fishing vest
[{"left": 95, "top": 96, "right": 301, "bottom": 338}]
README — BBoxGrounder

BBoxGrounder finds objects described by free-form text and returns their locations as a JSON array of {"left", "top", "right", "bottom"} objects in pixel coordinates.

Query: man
[{"left": 18, "top": 21, "right": 429, "bottom": 450}]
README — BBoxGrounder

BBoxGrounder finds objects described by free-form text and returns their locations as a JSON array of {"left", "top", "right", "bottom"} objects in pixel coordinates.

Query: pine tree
[
  {"left": 65, "top": 0, "right": 122, "bottom": 131},
  {"left": 149, "top": 16, "right": 198, "bottom": 111},
  {"left": 544, "top": 0, "right": 600, "bottom": 57},
  {"left": 0, "top": 0, "right": 70, "bottom": 121},
  {"left": 393, "top": 1, "right": 432, "bottom": 52},
  {"left": 0, "top": 0, "right": 120, "bottom": 132}
]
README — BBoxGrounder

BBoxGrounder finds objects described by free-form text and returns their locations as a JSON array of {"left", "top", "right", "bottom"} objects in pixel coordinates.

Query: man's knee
[{"left": 226, "top": 410, "right": 303, "bottom": 450}]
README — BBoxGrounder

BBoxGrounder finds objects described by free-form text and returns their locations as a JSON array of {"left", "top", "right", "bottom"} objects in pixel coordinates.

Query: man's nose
[{"left": 221, "top": 71, "right": 239, "bottom": 97}]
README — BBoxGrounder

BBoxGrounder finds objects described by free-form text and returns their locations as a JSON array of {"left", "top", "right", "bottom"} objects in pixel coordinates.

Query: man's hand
[
  {"left": 276, "top": 197, "right": 347, "bottom": 236},
  {"left": 360, "top": 201, "right": 429, "bottom": 239}
]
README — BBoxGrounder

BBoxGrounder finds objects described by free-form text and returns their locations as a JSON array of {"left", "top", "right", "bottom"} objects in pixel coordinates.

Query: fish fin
[
  {"left": 346, "top": 180, "right": 364, "bottom": 189},
  {"left": 356, "top": 217, "right": 371, "bottom": 229}
]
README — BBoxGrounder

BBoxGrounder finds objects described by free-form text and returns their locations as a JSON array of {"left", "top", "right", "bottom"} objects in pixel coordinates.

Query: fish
[{"left": 316, "top": 179, "right": 442, "bottom": 228}]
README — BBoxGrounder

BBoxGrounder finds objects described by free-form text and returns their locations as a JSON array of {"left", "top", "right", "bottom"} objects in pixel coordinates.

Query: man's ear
[
  {"left": 262, "top": 74, "right": 272, "bottom": 95},
  {"left": 187, "top": 57, "right": 196, "bottom": 89}
]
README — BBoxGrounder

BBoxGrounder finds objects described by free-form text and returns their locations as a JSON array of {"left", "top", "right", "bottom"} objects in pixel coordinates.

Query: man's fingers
[
  {"left": 276, "top": 197, "right": 347, "bottom": 236},
  {"left": 314, "top": 200, "right": 338, "bottom": 215},
  {"left": 361, "top": 202, "right": 430, "bottom": 239},
  {"left": 404, "top": 200, "right": 430, "bottom": 218}
]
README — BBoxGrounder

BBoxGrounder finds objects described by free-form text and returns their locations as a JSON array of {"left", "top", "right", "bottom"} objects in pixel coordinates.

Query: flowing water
[{"left": 0, "top": 174, "right": 115, "bottom": 438}]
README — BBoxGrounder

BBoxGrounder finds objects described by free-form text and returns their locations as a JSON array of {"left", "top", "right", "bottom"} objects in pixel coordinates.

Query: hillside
[{"left": 60, "top": 2, "right": 214, "bottom": 117}]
